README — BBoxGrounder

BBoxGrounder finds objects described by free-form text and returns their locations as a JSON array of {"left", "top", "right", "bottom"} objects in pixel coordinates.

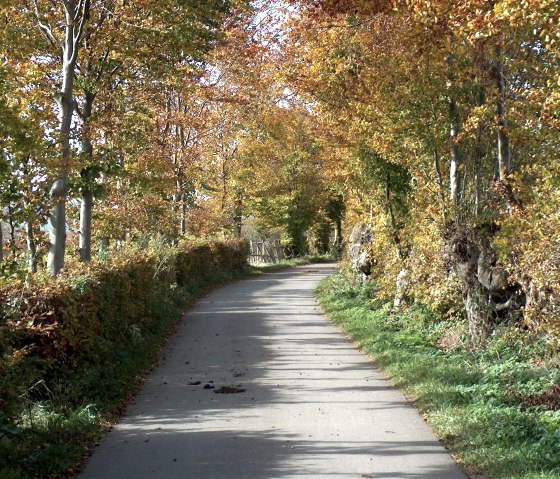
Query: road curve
[{"left": 79, "top": 263, "right": 467, "bottom": 479}]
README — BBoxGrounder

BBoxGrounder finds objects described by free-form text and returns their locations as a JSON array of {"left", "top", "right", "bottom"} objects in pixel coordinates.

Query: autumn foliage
[
  {"left": 2, "top": 2, "right": 560, "bottom": 347},
  {"left": 0, "top": 239, "right": 248, "bottom": 424},
  {"left": 1, "top": 2, "right": 560, "bottom": 475},
  {"left": 282, "top": 0, "right": 560, "bottom": 344}
]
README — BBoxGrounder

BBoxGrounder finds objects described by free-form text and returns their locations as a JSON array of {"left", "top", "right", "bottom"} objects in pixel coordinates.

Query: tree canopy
[{"left": 1, "top": 0, "right": 560, "bottom": 343}]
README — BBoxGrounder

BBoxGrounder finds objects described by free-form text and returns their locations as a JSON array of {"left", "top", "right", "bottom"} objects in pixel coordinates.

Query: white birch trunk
[{"left": 48, "top": 1, "right": 80, "bottom": 275}]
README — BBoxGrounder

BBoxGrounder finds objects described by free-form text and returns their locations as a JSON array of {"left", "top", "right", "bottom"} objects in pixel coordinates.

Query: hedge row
[{"left": 0, "top": 239, "right": 249, "bottom": 425}]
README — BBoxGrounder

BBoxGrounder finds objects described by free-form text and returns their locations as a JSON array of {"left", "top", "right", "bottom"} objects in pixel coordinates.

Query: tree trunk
[
  {"left": 473, "top": 89, "right": 485, "bottom": 217},
  {"left": 474, "top": 123, "right": 484, "bottom": 217},
  {"left": 23, "top": 185, "right": 37, "bottom": 273},
  {"left": 494, "top": 45, "right": 522, "bottom": 213},
  {"left": 449, "top": 97, "right": 460, "bottom": 207},
  {"left": 335, "top": 218, "right": 342, "bottom": 248},
  {"left": 447, "top": 53, "right": 461, "bottom": 210},
  {"left": 26, "top": 219, "right": 37, "bottom": 273},
  {"left": 48, "top": 2, "right": 80, "bottom": 275},
  {"left": 433, "top": 148, "right": 447, "bottom": 223},
  {"left": 447, "top": 226, "right": 495, "bottom": 347},
  {"left": 464, "top": 281, "right": 492, "bottom": 347},
  {"left": 99, "top": 236, "right": 110, "bottom": 253},
  {"left": 8, "top": 206, "right": 16, "bottom": 257},
  {"left": 48, "top": 172, "right": 68, "bottom": 274},
  {"left": 174, "top": 177, "right": 184, "bottom": 239},
  {"left": 474, "top": 136, "right": 483, "bottom": 216},
  {"left": 233, "top": 192, "right": 243, "bottom": 237},
  {"left": 389, "top": 171, "right": 409, "bottom": 308},
  {"left": 79, "top": 90, "right": 95, "bottom": 262},
  {"left": 0, "top": 219, "right": 3, "bottom": 264},
  {"left": 393, "top": 268, "right": 411, "bottom": 309},
  {"left": 385, "top": 171, "right": 402, "bottom": 259},
  {"left": 221, "top": 159, "right": 228, "bottom": 213},
  {"left": 495, "top": 46, "right": 510, "bottom": 182},
  {"left": 80, "top": 189, "right": 93, "bottom": 261},
  {"left": 181, "top": 194, "right": 187, "bottom": 236}
]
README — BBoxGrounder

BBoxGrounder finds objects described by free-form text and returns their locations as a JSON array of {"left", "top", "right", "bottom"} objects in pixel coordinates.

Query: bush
[{"left": 0, "top": 239, "right": 248, "bottom": 430}]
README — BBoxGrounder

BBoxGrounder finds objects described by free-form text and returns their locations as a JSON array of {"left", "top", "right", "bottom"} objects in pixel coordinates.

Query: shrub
[{"left": 0, "top": 239, "right": 248, "bottom": 429}]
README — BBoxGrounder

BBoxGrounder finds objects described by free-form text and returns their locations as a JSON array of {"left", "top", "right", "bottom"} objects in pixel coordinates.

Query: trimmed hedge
[{"left": 0, "top": 239, "right": 249, "bottom": 425}]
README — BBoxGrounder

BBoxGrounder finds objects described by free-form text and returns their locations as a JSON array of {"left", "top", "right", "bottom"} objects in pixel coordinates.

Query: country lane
[{"left": 79, "top": 263, "right": 467, "bottom": 479}]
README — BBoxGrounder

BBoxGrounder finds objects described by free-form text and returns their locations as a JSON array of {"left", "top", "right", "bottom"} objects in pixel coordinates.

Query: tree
[
  {"left": 72, "top": 0, "right": 238, "bottom": 260},
  {"left": 280, "top": 0, "right": 560, "bottom": 343},
  {"left": 0, "top": 34, "right": 51, "bottom": 272},
  {"left": 22, "top": 0, "right": 92, "bottom": 274}
]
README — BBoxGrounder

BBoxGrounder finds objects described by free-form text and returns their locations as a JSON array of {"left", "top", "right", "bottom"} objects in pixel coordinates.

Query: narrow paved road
[{"left": 80, "top": 264, "right": 467, "bottom": 479}]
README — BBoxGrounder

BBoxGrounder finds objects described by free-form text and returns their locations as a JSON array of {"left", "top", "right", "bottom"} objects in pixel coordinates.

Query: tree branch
[
  {"left": 31, "top": 0, "right": 62, "bottom": 48},
  {"left": 70, "top": 0, "right": 89, "bottom": 65}
]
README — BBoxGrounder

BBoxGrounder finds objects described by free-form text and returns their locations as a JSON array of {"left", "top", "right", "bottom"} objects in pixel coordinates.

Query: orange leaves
[
  {"left": 304, "top": 0, "right": 395, "bottom": 17},
  {"left": 279, "top": 0, "right": 560, "bottom": 336}
]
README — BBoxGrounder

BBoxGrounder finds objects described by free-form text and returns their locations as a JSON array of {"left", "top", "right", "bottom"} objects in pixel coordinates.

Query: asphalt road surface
[{"left": 79, "top": 263, "right": 467, "bottom": 479}]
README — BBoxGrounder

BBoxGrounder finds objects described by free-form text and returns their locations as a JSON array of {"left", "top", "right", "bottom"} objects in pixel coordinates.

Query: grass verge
[
  {"left": 249, "top": 254, "right": 334, "bottom": 273},
  {"left": 316, "top": 269, "right": 560, "bottom": 479}
]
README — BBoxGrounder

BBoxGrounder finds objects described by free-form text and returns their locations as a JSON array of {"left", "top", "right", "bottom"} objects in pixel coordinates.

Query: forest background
[{"left": 2, "top": 0, "right": 560, "bottom": 343}]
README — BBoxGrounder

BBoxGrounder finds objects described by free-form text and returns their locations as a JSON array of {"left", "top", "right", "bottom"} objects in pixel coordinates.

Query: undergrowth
[{"left": 316, "top": 269, "right": 560, "bottom": 479}]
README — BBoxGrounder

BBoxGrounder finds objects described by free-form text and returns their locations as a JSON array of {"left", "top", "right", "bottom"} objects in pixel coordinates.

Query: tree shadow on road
[{"left": 79, "top": 265, "right": 465, "bottom": 479}]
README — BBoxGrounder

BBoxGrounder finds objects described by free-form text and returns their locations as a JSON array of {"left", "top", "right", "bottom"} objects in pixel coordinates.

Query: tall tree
[
  {"left": 25, "top": 0, "right": 91, "bottom": 274},
  {"left": 73, "top": 0, "right": 237, "bottom": 260}
]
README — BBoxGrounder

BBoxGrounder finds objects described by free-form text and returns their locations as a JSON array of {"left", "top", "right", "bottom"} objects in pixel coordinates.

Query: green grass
[
  {"left": 316, "top": 270, "right": 560, "bottom": 479},
  {"left": 249, "top": 254, "right": 335, "bottom": 273}
]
